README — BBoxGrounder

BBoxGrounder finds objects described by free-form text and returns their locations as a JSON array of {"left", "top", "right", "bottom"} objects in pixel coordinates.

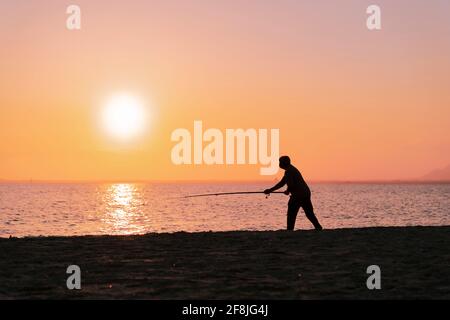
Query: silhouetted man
[{"left": 264, "top": 156, "right": 323, "bottom": 231}]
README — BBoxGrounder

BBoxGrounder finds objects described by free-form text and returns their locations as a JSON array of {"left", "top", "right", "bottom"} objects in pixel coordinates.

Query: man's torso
[{"left": 284, "top": 165, "right": 310, "bottom": 198}]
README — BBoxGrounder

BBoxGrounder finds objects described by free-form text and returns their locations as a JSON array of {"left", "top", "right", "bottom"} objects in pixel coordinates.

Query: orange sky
[{"left": 1, "top": 0, "right": 449, "bottom": 182}]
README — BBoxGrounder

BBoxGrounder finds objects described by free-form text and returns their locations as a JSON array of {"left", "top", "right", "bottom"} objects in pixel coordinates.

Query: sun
[{"left": 102, "top": 93, "right": 147, "bottom": 140}]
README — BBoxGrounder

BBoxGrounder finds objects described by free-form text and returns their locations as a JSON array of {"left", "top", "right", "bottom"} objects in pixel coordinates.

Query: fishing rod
[{"left": 183, "top": 191, "right": 286, "bottom": 198}]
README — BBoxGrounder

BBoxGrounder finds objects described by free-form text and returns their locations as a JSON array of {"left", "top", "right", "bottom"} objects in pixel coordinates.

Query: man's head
[{"left": 279, "top": 156, "right": 291, "bottom": 170}]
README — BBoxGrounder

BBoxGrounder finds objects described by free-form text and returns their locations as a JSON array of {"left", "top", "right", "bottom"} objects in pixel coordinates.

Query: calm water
[{"left": 0, "top": 183, "right": 449, "bottom": 237}]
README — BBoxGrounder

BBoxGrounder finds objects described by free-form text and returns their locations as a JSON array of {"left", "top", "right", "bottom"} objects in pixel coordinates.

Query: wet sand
[{"left": 0, "top": 226, "right": 449, "bottom": 299}]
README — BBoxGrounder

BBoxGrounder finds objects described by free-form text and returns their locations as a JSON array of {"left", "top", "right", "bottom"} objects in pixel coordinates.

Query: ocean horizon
[{"left": 1, "top": 182, "right": 448, "bottom": 238}]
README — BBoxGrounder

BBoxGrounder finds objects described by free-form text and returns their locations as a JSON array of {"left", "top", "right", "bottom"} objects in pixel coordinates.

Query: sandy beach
[{"left": 0, "top": 226, "right": 449, "bottom": 299}]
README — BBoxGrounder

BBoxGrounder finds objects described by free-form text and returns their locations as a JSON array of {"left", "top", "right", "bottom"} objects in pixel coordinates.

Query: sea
[{"left": 0, "top": 182, "right": 449, "bottom": 237}]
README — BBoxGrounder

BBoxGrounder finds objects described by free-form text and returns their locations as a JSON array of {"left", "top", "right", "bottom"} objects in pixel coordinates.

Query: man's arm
[{"left": 264, "top": 176, "right": 286, "bottom": 194}]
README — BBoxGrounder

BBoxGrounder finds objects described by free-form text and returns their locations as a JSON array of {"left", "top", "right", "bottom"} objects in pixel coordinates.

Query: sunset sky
[{"left": 1, "top": 0, "right": 449, "bottom": 182}]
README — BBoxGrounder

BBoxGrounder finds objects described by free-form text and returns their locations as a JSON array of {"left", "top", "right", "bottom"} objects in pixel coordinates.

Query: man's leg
[
  {"left": 302, "top": 197, "right": 323, "bottom": 230},
  {"left": 287, "top": 197, "right": 301, "bottom": 230}
]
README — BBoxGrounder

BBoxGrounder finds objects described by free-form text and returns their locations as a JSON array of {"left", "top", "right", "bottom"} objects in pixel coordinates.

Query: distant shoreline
[
  {"left": 1, "top": 226, "right": 449, "bottom": 299},
  {"left": 1, "top": 179, "right": 450, "bottom": 184}
]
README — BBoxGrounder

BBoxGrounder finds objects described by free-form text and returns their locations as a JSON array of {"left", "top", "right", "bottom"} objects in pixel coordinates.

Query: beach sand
[{"left": 0, "top": 226, "right": 449, "bottom": 299}]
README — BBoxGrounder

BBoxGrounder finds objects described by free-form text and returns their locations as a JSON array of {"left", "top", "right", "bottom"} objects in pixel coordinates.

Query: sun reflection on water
[{"left": 101, "top": 184, "right": 147, "bottom": 235}]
